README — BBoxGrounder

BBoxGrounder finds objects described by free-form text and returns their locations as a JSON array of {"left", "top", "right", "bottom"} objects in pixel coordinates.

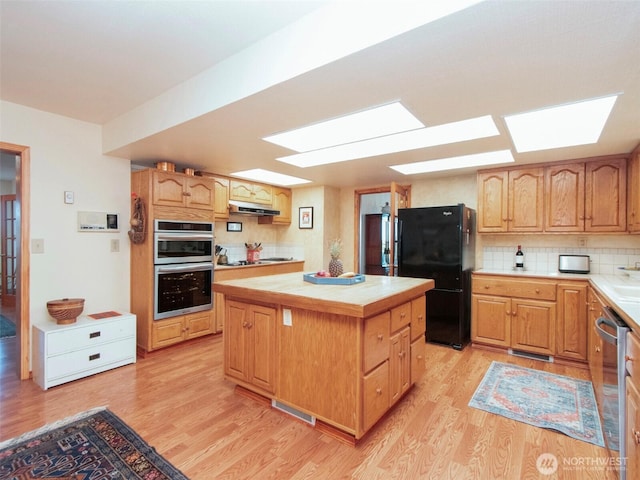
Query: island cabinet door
[
  {"left": 224, "top": 300, "right": 250, "bottom": 383},
  {"left": 389, "top": 327, "right": 411, "bottom": 405},
  {"left": 249, "top": 304, "right": 277, "bottom": 394},
  {"left": 410, "top": 337, "right": 426, "bottom": 385},
  {"left": 410, "top": 295, "right": 426, "bottom": 341}
]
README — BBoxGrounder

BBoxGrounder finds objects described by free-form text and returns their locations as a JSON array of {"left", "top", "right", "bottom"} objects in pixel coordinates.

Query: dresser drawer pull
[
  {"left": 89, "top": 331, "right": 101, "bottom": 339},
  {"left": 89, "top": 353, "right": 101, "bottom": 361},
  {"left": 633, "top": 429, "right": 640, "bottom": 445}
]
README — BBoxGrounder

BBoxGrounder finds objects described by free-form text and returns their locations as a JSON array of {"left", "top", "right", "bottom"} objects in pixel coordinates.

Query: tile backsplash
[{"left": 482, "top": 246, "right": 640, "bottom": 275}]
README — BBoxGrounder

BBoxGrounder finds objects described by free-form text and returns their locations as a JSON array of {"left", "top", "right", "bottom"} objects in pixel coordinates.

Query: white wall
[{"left": 0, "top": 101, "right": 131, "bottom": 327}]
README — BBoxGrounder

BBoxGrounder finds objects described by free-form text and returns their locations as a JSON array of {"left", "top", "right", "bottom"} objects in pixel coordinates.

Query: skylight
[
  {"left": 263, "top": 102, "right": 424, "bottom": 152},
  {"left": 390, "top": 150, "right": 514, "bottom": 175},
  {"left": 276, "top": 115, "right": 499, "bottom": 168},
  {"left": 504, "top": 95, "right": 619, "bottom": 153},
  {"left": 230, "top": 169, "right": 311, "bottom": 187}
]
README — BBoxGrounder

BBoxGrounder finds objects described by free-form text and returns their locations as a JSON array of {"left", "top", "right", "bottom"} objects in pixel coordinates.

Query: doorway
[
  {"left": 354, "top": 182, "right": 410, "bottom": 276},
  {"left": 0, "top": 142, "right": 30, "bottom": 381}
]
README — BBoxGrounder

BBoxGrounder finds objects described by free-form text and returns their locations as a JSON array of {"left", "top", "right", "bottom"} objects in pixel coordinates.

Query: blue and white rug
[{"left": 469, "top": 361, "right": 604, "bottom": 447}]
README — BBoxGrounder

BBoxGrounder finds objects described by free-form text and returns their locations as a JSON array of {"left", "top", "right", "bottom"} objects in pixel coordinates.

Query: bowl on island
[{"left": 46, "top": 298, "right": 85, "bottom": 324}]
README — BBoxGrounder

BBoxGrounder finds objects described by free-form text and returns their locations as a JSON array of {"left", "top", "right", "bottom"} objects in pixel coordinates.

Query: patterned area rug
[
  {"left": 469, "top": 361, "right": 604, "bottom": 447},
  {"left": 0, "top": 314, "right": 16, "bottom": 338},
  {"left": 0, "top": 407, "right": 188, "bottom": 479}
]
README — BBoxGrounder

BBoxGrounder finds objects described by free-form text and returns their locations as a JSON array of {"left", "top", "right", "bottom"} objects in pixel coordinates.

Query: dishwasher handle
[{"left": 596, "top": 307, "right": 620, "bottom": 345}]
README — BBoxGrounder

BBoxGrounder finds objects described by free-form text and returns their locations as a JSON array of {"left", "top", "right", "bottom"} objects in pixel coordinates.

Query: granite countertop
[{"left": 474, "top": 268, "right": 640, "bottom": 330}]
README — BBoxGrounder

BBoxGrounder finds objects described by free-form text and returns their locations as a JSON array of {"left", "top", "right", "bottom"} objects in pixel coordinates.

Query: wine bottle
[{"left": 515, "top": 245, "right": 524, "bottom": 269}]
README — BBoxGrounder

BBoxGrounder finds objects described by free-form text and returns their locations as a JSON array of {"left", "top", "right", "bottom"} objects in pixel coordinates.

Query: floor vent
[
  {"left": 272, "top": 400, "right": 316, "bottom": 426},
  {"left": 508, "top": 348, "right": 553, "bottom": 363}
]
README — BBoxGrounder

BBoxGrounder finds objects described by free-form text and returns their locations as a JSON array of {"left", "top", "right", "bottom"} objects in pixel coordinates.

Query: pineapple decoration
[{"left": 328, "top": 238, "right": 344, "bottom": 277}]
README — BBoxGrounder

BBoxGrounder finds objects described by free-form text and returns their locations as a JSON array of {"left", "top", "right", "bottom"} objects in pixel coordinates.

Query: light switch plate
[{"left": 64, "top": 191, "right": 74, "bottom": 204}]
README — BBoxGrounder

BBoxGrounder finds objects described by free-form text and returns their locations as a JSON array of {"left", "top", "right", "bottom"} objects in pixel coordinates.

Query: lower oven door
[
  {"left": 595, "top": 307, "right": 629, "bottom": 471},
  {"left": 154, "top": 262, "right": 213, "bottom": 320}
]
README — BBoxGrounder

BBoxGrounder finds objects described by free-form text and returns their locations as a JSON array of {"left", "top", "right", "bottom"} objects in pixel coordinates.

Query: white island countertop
[{"left": 474, "top": 269, "right": 640, "bottom": 330}]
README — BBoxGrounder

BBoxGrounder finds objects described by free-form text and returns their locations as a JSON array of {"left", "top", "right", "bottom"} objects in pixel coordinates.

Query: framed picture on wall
[{"left": 299, "top": 207, "right": 313, "bottom": 229}]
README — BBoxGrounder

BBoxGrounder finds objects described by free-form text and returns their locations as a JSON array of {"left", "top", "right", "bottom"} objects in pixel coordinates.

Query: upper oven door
[{"left": 154, "top": 231, "right": 214, "bottom": 264}]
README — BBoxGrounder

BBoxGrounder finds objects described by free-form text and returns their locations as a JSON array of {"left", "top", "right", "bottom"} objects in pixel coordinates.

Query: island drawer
[
  {"left": 391, "top": 302, "right": 411, "bottom": 332},
  {"left": 363, "top": 312, "right": 390, "bottom": 373},
  {"left": 472, "top": 276, "right": 556, "bottom": 301},
  {"left": 362, "top": 360, "right": 389, "bottom": 432}
]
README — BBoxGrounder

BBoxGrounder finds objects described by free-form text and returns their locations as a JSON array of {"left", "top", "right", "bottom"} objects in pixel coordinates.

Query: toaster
[{"left": 558, "top": 255, "right": 590, "bottom": 274}]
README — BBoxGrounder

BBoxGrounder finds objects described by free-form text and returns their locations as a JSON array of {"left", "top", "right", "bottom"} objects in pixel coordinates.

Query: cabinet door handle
[
  {"left": 89, "top": 331, "right": 101, "bottom": 339},
  {"left": 400, "top": 312, "right": 406, "bottom": 318},
  {"left": 633, "top": 429, "right": 640, "bottom": 445},
  {"left": 595, "top": 346, "right": 601, "bottom": 353},
  {"left": 89, "top": 353, "right": 100, "bottom": 361},
  {"left": 377, "top": 334, "right": 384, "bottom": 341},
  {"left": 375, "top": 387, "right": 382, "bottom": 395}
]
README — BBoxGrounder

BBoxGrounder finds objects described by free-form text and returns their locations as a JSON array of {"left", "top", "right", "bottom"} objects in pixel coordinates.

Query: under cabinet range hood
[{"left": 228, "top": 200, "right": 280, "bottom": 216}]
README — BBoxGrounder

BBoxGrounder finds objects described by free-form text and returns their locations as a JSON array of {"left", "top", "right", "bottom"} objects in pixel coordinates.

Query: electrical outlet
[
  {"left": 577, "top": 237, "right": 587, "bottom": 247},
  {"left": 32, "top": 238, "right": 44, "bottom": 254},
  {"left": 110, "top": 239, "right": 119, "bottom": 253}
]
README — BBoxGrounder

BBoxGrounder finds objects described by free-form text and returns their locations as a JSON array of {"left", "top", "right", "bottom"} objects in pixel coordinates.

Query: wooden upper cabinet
[
  {"left": 508, "top": 168, "right": 544, "bottom": 232},
  {"left": 629, "top": 147, "right": 640, "bottom": 232},
  {"left": 585, "top": 158, "right": 626, "bottom": 232},
  {"left": 230, "top": 180, "right": 272, "bottom": 205},
  {"left": 477, "top": 171, "right": 508, "bottom": 232},
  {"left": 152, "top": 171, "right": 214, "bottom": 211},
  {"left": 477, "top": 168, "right": 543, "bottom": 232},
  {"left": 545, "top": 163, "right": 585, "bottom": 232},
  {"left": 545, "top": 157, "right": 626, "bottom": 232},
  {"left": 258, "top": 186, "right": 292, "bottom": 225},
  {"left": 212, "top": 176, "right": 230, "bottom": 220}
]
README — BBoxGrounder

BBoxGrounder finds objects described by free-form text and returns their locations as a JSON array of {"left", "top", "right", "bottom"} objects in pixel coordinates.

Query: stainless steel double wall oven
[{"left": 153, "top": 219, "right": 214, "bottom": 320}]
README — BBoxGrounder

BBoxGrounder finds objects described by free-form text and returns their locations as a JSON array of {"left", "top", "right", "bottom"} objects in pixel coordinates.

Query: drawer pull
[
  {"left": 535, "top": 289, "right": 540, "bottom": 294},
  {"left": 484, "top": 285, "right": 490, "bottom": 289},
  {"left": 376, "top": 387, "right": 382, "bottom": 395},
  {"left": 89, "top": 353, "right": 101, "bottom": 361},
  {"left": 377, "top": 334, "right": 384, "bottom": 341},
  {"left": 89, "top": 331, "right": 101, "bottom": 339},
  {"left": 400, "top": 312, "right": 406, "bottom": 318},
  {"left": 634, "top": 429, "right": 640, "bottom": 445}
]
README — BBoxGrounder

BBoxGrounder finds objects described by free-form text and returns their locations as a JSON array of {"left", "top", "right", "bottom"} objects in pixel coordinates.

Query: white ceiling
[{"left": 1, "top": 0, "right": 639, "bottom": 188}]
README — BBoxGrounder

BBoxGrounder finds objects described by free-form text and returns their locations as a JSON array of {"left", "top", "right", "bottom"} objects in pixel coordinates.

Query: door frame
[
  {"left": 354, "top": 182, "right": 410, "bottom": 276},
  {"left": 0, "top": 142, "right": 30, "bottom": 380}
]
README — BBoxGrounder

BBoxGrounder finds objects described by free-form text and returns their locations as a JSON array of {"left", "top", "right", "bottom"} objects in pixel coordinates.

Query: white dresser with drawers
[{"left": 33, "top": 312, "right": 136, "bottom": 390}]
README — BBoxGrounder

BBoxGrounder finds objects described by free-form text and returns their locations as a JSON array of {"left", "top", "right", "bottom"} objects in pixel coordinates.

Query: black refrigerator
[{"left": 397, "top": 204, "right": 475, "bottom": 350}]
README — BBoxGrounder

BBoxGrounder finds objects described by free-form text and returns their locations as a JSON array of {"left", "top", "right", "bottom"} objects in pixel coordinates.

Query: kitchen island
[{"left": 213, "top": 272, "right": 434, "bottom": 442}]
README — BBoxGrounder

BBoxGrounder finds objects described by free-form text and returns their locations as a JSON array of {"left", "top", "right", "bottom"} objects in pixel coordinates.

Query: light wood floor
[{"left": 0, "top": 334, "right": 618, "bottom": 479}]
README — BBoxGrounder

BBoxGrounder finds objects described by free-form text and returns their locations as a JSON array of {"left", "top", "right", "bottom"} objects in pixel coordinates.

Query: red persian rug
[
  {"left": 0, "top": 407, "right": 188, "bottom": 479},
  {"left": 469, "top": 361, "right": 605, "bottom": 447}
]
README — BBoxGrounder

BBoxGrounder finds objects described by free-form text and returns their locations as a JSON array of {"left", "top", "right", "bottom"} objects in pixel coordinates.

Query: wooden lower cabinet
[
  {"left": 151, "top": 310, "right": 214, "bottom": 350},
  {"left": 363, "top": 361, "right": 390, "bottom": 432},
  {"left": 470, "top": 273, "right": 590, "bottom": 360},
  {"left": 626, "top": 377, "right": 640, "bottom": 480},
  {"left": 510, "top": 299, "right": 556, "bottom": 356},
  {"left": 389, "top": 326, "right": 411, "bottom": 405},
  {"left": 556, "top": 282, "right": 588, "bottom": 361},
  {"left": 472, "top": 294, "right": 511, "bottom": 347},
  {"left": 220, "top": 290, "right": 428, "bottom": 440},
  {"left": 224, "top": 300, "right": 277, "bottom": 395}
]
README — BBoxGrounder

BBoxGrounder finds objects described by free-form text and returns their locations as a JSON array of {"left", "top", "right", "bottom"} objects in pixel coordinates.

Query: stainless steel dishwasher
[{"left": 595, "top": 306, "right": 629, "bottom": 478}]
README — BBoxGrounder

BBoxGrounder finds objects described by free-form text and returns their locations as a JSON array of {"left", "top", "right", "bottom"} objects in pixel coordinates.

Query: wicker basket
[{"left": 46, "top": 298, "right": 85, "bottom": 325}]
